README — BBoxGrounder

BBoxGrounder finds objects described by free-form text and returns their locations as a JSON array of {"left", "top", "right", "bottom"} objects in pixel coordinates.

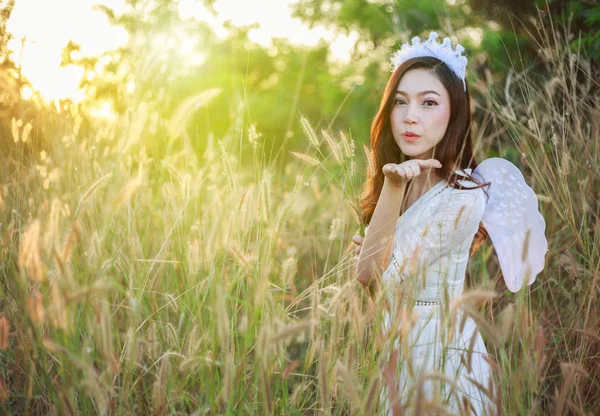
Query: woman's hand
[
  {"left": 352, "top": 226, "right": 368, "bottom": 267},
  {"left": 382, "top": 158, "right": 442, "bottom": 186},
  {"left": 352, "top": 231, "right": 365, "bottom": 271},
  {"left": 352, "top": 233, "right": 364, "bottom": 256}
]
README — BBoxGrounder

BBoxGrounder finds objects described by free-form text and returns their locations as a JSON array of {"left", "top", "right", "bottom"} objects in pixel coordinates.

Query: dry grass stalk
[
  {"left": 497, "top": 303, "right": 515, "bottom": 345},
  {"left": 452, "top": 205, "right": 467, "bottom": 230},
  {"left": 290, "top": 382, "right": 307, "bottom": 408},
  {"left": 300, "top": 116, "right": 320, "bottom": 147},
  {"left": 121, "top": 327, "right": 137, "bottom": 370},
  {"left": 269, "top": 319, "right": 314, "bottom": 346},
  {"left": 26, "top": 290, "right": 45, "bottom": 324},
  {"left": 152, "top": 355, "right": 170, "bottom": 416},
  {"left": 258, "top": 170, "right": 272, "bottom": 222},
  {"left": 0, "top": 378, "right": 7, "bottom": 403},
  {"left": 49, "top": 278, "right": 68, "bottom": 331},
  {"left": 339, "top": 130, "right": 353, "bottom": 158},
  {"left": 362, "top": 144, "right": 375, "bottom": 178},
  {"left": 319, "top": 340, "right": 330, "bottom": 412},
  {"left": 58, "top": 390, "right": 77, "bottom": 416},
  {"left": 228, "top": 244, "right": 253, "bottom": 273},
  {"left": 382, "top": 348, "right": 403, "bottom": 415},
  {"left": 0, "top": 316, "right": 9, "bottom": 350},
  {"left": 42, "top": 338, "right": 108, "bottom": 412},
  {"left": 10, "top": 117, "right": 20, "bottom": 143},
  {"left": 114, "top": 169, "right": 144, "bottom": 209},
  {"left": 44, "top": 198, "right": 62, "bottom": 254},
  {"left": 321, "top": 129, "right": 343, "bottom": 163},
  {"left": 290, "top": 151, "right": 320, "bottom": 166},
  {"left": 362, "top": 376, "right": 381, "bottom": 414},
  {"left": 222, "top": 354, "right": 235, "bottom": 408},
  {"left": 214, "top": 285, "right": 230, "bottom": 352},
  {"left": 61, "top": 220, "right": 81, "bottom": 264},
  {"left": 168, "top": 89, "right": 220, "bottom": 139},
  {"left": 65, "top": 282, "right": 113, "bottom": 303},
  {"left": 415, "top": 372, "right": 463, "bottom": 413},
  {"left": 218, "top": 138, "right": 235, "bottom": 192},
  {"left": 18, "top": 219, "right": 45, "bottom": 282},
  {"left": 335, "top": 359, "right": 363, "bottom": 411},
  {"left": 448, "top": 290, "right": 497, "bottom": 345},
  {"left": 75, "top": 172, "right": 112, "bottom": 216},
  {"left": 281, "top": 359, "right": 300, "bottom": 380},
  {"left": 553, "top": 362, "right": 588, "bottom": 416},
  {"left": 99, "top": 302, "right": 114, "bottom": 373}
]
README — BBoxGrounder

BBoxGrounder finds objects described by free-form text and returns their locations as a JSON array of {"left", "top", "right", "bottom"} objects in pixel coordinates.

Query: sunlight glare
[
  {"left": 8, "top": 0, "right": 355, "bottom": 103},
  {"left": 89, "top": 100, "right": 116, "bottom": 121},
  {"left": 458, "top": 27, "right": 484, "bottom": 47},
  {"left": 21, "top": 86, "right": 33, "bottom": 100},
  {"left": 7, "top": 0, "right": 128, "bottom": 102},
  {"left": 178, "top": 0, "right": 355, "bottom": 63}
]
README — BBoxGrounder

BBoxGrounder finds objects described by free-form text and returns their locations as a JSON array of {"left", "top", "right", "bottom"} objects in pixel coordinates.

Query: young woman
[{"left": 352, "top": 33, "right": 519, "bottom": 415}]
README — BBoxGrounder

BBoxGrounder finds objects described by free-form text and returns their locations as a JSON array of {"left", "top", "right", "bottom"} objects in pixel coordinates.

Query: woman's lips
[{"left": 403, "top": 133, "right": 420, "bottom": 142}]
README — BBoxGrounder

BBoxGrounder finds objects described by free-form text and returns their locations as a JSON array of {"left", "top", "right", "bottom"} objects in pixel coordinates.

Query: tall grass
[
  {"left": 484, "top": 15, "right": 600, "bottom": 414},
  {"left": 465, "top": 12, "right": 600, "bottom": 414},
  {"left": 1, "top": 18, "right": 598, "bottom": 416}
]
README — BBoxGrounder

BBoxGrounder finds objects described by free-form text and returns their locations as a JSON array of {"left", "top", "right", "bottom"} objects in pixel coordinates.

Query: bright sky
[{"left": 7, "top": 0, "right": 356, "bottom": 102}]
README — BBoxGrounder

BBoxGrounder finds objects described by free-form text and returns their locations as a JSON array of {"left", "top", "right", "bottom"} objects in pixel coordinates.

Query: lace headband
[{"left": 391, "top": 32, "right": 468, "bottom": 91}]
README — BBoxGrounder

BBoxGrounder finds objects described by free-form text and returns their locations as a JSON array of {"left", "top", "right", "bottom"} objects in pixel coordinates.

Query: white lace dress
[{"left": 379, "top": 171, "right": 497, "bottom": 415}]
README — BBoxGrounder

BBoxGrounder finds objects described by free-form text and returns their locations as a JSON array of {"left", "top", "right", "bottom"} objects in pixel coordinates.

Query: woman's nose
[{"left": 404, "top": 104, "right": 418, "bottom": 124}]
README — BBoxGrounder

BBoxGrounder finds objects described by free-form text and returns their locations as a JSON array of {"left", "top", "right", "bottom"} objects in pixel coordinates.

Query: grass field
[{"left": 1, "top": 24, "right": 599, "bottom": 415}]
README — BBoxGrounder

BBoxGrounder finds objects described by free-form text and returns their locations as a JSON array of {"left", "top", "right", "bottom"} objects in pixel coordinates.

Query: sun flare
[
  {"left": 7, "top": 0, "right": 354, "bottom": 105},
  {"left": 7, "top": 0, "right": 129, "bottom": 103}
]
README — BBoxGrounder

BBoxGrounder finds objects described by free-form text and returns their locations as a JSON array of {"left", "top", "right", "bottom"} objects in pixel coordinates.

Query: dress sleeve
[{"left": 389, "top": 187, "right": 486, "bottom": 279}]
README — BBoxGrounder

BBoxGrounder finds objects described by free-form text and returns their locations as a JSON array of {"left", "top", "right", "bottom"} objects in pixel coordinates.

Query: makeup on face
[
  {"left": 389, "top": 69, "right": 451, "bottom": 159},
  {"left": 402, "top": 131, "right": 420, "bottom": 142},
  {"left": 394, "top": 90, "right": 443, "bottom": 142}
]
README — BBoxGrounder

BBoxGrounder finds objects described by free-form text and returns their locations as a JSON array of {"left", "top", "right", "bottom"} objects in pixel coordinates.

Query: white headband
[{"left": 390, "top": 32, "right": 468, "bottom": 91}]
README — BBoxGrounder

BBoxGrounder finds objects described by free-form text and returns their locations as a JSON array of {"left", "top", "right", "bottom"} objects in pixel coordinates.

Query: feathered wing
[{"left": 470, "top": 158, "right": 548, "bottom": 292}]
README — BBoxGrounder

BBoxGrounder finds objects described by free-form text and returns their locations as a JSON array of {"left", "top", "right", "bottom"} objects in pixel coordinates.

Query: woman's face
[{"left": 390, "top": 68, "right": 451, "bottom": 160}]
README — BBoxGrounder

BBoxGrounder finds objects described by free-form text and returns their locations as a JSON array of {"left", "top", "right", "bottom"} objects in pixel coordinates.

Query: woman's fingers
[
  {"left": 417, "top": 159, "right": 442, "bottom": 169},
  {"left": 383, "top": 159, "right": 442, "bottom": 184},
  {"left": 382, "top": 164, "right": 395, "bottom": 175},
  {"left": 353, "top": 234, "right": 363, "bottom": 255}
]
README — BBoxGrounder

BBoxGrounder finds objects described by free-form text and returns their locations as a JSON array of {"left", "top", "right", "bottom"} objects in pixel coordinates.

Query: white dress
[{"left": 379, "top": 170, "right": 497, "bottom": 415}]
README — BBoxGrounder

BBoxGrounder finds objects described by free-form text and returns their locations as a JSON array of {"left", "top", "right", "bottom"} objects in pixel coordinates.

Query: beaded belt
[{"left": 414, "top": 300, "right": 440, "bottom": 306}]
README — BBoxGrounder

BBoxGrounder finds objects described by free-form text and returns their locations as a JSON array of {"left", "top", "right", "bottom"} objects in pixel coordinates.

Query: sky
[{"left": 6, "top": 0, "right": 356, "bottom": 102}]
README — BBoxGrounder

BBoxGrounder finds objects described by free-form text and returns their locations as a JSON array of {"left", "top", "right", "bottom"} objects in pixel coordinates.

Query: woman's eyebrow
[{"left": 396, "top": 90, "right": 441, "bottom": 97}]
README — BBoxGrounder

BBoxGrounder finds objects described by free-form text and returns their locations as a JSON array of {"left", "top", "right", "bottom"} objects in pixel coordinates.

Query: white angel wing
[{"left": 470, "top": 158, "right": 548, "bottom": 292}]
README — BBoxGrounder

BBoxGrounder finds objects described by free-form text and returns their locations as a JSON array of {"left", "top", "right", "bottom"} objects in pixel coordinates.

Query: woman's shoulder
[{"left": 438, "top": 169, "right": 487, "bottom": 211}]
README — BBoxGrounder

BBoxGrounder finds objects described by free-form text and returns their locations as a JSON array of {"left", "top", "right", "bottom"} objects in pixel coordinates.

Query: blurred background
[
  {"left": 3, "top": 0, "right": 598, "bottom": 154},
  {"left": 1, "top": 0, "right": 599, "bottom": 414}
]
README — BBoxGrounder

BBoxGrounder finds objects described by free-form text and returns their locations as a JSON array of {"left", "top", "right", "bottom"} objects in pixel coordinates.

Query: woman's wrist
[
  {"left": 379, "top": 177, "right": 406, "bottom": 208},
  {"left": 382, "top": 176, "right": 407, "bottom": 191}
]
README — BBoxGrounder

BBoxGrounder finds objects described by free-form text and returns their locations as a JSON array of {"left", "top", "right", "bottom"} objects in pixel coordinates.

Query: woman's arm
[
  {"left": 355, "top": 158, "right": 442, "bottom": 287},
  {"left": 355, "top": 178, "right": 406, "bottom": 286}
]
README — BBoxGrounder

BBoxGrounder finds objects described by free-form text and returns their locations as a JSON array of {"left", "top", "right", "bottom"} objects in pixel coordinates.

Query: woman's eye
[
  {"left": 423, "top": 100, "right": 438, "bottom": 107},
  {"left": 394, "top": 98, "right": 406, "bottom": 105}
]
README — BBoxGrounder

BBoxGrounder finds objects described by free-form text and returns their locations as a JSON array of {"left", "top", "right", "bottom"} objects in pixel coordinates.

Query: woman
[{"left": 353, "top": 33, "right": 497, "bottom": 415}]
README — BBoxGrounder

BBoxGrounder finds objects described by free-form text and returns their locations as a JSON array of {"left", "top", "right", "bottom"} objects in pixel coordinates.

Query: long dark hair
[{"left": 360, "top": 56, "right": 489, "bottom": 253}]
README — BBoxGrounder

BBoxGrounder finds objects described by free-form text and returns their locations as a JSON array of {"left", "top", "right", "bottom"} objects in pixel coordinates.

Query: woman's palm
[{"left": 382, "top": 158, "right": 442, "bottom": 185}]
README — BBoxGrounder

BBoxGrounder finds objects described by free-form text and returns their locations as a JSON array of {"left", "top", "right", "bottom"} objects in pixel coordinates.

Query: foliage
[{"left": 58, "top": 1, "right": 378, "bottom": 157}]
